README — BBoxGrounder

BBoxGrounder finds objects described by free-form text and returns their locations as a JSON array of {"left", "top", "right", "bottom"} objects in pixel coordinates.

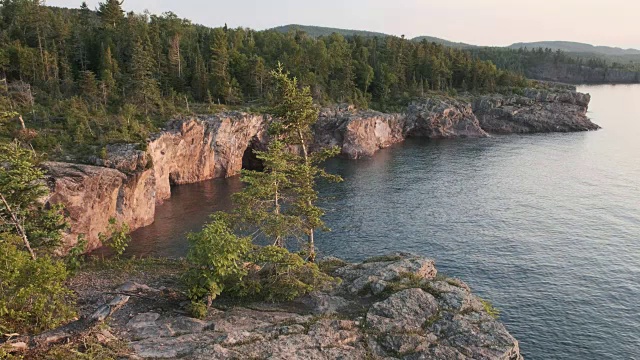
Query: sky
[{"left": 46, "top": 0, "right": 640, "bottom": 49}]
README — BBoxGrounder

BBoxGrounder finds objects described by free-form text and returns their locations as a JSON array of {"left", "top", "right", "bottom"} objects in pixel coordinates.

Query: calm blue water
[{"left": 129, "top": 85, "right": 640, "bottom": 359}]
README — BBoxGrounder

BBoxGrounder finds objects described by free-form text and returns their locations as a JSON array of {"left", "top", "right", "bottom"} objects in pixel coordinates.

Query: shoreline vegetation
[{"left": 0, "top": 1, "right": 606, "bottom": 359}]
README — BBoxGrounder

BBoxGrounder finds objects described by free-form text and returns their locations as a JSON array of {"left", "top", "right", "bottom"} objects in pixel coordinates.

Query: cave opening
[{"left": 242, "top": 138, "right": 265, "bottom": 171}]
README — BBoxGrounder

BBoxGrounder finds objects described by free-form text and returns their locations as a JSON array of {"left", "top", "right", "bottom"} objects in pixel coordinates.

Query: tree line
[
  {"left": 0, "top": 0, "right": 529, "bottom": 159},
  {"left": 471, "top": 46, "right": 640, "bottom": 75}
]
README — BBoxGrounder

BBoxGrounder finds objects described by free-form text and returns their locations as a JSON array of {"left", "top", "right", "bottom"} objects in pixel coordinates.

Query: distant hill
[
  {"left": 411, "top": 36, "right": 476, "bottom": 49},
  {"left": 270, "top": 24, "right": 477, "bottom": 48},
  {"left": 508, "top": 41, "right": 640, "bottom": 56},
  {"left": 269, "top": 24, "right": 390, "bottom": 38},
  {"left": 270, "top": 24, "right": 640, "bottom": 70}
]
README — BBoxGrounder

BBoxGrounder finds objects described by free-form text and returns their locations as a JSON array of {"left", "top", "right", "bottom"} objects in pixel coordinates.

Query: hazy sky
[{"left": 47, "top": 0, "right": 640, "bottom": 49}]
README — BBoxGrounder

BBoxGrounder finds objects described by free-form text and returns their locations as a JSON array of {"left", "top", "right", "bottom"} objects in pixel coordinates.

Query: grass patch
[
  {"left": 480, "top": 299, "right": 500, "bottom": 319},
  {"left": 13, "top": 331, "right": 132, "bottom": 360}
]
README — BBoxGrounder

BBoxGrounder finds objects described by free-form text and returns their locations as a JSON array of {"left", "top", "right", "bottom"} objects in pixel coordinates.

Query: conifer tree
[
  {"left": 268, "top": 65, "right": 342, "bottom": 261},
  {"left": 98, "top": 0, "right": 124, "bottom": 28},
  {"left": 233, "top": 139, "right": 301, "bottom": 248},
  {"left": 127, "top": 36, "right": 162, "bottom": 116}
]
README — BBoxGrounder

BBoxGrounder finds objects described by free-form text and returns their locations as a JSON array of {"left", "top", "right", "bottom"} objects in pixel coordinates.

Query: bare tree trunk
[
  {"left": 17, "top": 115, "right": 26, "bottom": 130},
  {"left": 0, "top": 193, "right": 36, "bottom": 260},
  {"left": 274, "top": 176, "right": 282, "bottom": 247},
  {"left": 298, "top": 130, "right": 315, "bottom": 262}
]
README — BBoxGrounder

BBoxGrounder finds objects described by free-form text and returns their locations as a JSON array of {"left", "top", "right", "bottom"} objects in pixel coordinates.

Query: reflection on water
[
  {"left": 126, "top": 177, "right": 242, "bottom": 257},
  {"left": 128, "top": 85, "right": 640, "bottom": 359}
]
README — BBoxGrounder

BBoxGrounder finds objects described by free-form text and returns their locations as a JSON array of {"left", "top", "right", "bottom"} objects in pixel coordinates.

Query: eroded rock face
[
  {"left": 114, "top": 254, "right": 522, "bottom": 360},
  {"left": 46, "top": 88, "right": 599, "bottom": 250},
  {"left": 405, "top": 98, "right": 488, "bottom": 139},
  {"left": 314, "top": 105, "right": 405, "bottom": 159},
  {"left": 46, "top": 113, "right": 266, "bottom": 249},
  {"left": 44, "top": 162, "right": 156, "bottom": 251},
  {"left": 314, "top": 99, "right": 488, "bottom": 159},
  {"left": 472, "top": 87, "right": 599, "bottom": 134}
]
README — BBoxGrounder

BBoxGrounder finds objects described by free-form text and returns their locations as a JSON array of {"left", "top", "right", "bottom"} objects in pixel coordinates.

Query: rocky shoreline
[
  {"left": 64, "top": 253, "right": 523, "bottom": 360},
  {"left": 44, "top": 84, "right": 599, "bottom": 251}
]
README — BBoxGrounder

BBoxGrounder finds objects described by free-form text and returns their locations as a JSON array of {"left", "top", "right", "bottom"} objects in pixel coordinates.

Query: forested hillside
[{"left": 0, "top": 0, "right": 529, "bottom": 160}]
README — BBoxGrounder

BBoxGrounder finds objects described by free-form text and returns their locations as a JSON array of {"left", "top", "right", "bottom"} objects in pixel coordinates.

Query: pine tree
[
  {"left": 209, "top": 28, "right": 230, "bottom": 103},
  {"left": 127, "top": 36, "right": 162, "bottom": 116},
  {"left": 0, "top": 141, "right": 66, "bottom": 257},
  {"left": 268, "top": 65, "right": 342, "bottom": 261},
  {"left": 98, "top": 0, "right": 124, "bottom": 28},
  {"left": 233, "top": 139, "right": 301, "bottom": 248},
  {"left": 100, "top": 45, "right": 120, "bottom": 105}
]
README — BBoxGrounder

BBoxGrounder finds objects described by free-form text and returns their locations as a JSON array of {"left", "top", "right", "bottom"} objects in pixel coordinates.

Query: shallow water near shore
[{"left": 128, "top": 85, "right": 640, "bottom": 359}]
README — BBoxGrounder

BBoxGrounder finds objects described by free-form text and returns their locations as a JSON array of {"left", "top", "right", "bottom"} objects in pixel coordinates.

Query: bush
[
  {"left": 182, "top": 214, "right": 252, "bottom": 317},
  {"left": 99, "top": 218, "right": 131, "bottom": 257},
  {"left": 0, "top": 235, "right": 76, "bottom": 335},
  {"left": 183, "top": 215, "right": 339, "bottom": 317},
  {"left": 230, "top": 246, "right": 338, "bottom": 302}
]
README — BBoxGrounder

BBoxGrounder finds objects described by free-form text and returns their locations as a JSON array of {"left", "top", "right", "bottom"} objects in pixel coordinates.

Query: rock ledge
[{"left": 116, "top": 254, "right": 522, "bottom": 360}]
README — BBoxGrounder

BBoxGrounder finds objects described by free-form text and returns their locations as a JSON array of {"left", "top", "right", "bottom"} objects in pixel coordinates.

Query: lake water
[{"left": 128, "top": 85, "right": 640, "bottom": 359}]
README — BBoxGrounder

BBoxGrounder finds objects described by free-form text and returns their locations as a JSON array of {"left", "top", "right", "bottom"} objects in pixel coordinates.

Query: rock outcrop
[
  {"left": 46, "top": 113, "right": 266, "bottom": 251},
  {"left": 314, "top": 98, "right": 488, "bottom": 159},
  {"left": 314, "top": 105, "right": 405, "bottom": 159},
  {"left": 472, "top": 86, "right": 599, "bottom": 133},
  {"left": 45, "top": 86, "right": 598, "bottom": 251},
  {"left": 44, "top": 162, "right": 156, "bottom": 251},
  {"left": 114, "top": 254, "right": 522, "bottom": 359},
  {"left": 404, "top": 97, "right": 488, "bottom": 138}
]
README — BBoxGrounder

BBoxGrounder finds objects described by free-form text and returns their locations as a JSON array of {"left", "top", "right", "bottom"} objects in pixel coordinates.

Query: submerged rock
[{"left": 113, "top": 254, "right": 522, "bottom": 360}]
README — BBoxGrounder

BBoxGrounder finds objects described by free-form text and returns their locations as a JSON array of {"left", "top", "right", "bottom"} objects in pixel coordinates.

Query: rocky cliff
[
  {"left": 71, "top": 253, "right": 523, "bottom": 359},
  {"left": 472, "top": 87, "right": 599, "bottom": 133},
  {"left": 46, "top": 113, "right": 266, "bottom": 251},
  {"left": 314, "top": 98, "right": 488, "bottom": 159},
  {"left": 314, "top": 105, "right": 406, "bottom": 159},
  {"left": 45, "top": 87, "right": 598, "bottom": 251}
]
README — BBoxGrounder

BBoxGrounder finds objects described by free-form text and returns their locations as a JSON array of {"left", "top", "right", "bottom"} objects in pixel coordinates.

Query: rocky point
[
  {"left": 44, "top": 84, "right": 599, "bottom": 251},
  {"left": 70, "top": 253, "right": 523, "bottom": 360}
]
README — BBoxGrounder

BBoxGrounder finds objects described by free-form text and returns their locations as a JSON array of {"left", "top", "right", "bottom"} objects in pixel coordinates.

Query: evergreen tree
[
  {"left": 233, "top": 139, "right": 301, "bottom": 247},
  {"left": 0, "top": 141, "right": 66, "bottom": 258},
  {"left": 268, "top": 65, "right": 342, "bottom": 260},
  {"left": 127, "top": 36, "right": 162, "bottom": 116},
  {"left": 98, "top": 0, "right": 124, "bottom": 28}
]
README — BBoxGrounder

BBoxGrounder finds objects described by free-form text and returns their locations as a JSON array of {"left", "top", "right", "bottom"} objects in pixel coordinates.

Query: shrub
[
  {"left": 231, "top": 246, "right": 338, "bottom": 302},
  {"left": 182, "top": 214, "right": 252, "bottom": 317},
  {"left": 99, "top": 218, "right": 131, "bottom": 257},
  {"left": 0, "top": 235, "right": 76, "bottom": 335}
]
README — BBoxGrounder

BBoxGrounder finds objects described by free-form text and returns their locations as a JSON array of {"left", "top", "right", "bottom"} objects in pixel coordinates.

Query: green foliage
[
  {"left": 317, "top": 257, "right": 348, "bottom": 274},
  {"left": 0, "top": 2, "right": 537, "bottom": 160},
  {"left": 231, "top": 246, "right": 338, "bottom": 302},
  {"left": 0, "top": 141, "right": 67, "bottom": 253},
  {"left": 480, "top": 298, "right": 500, "bottom": 319},
  {"left": 233, "top": 140, "right": 301, "bottom": 247},
  {"left": 98, "top": 218, "right": 131, "bottom": 257},
  {"left": 0, "top": 235, "right": 76, "bottom": 335},
  {"left": 183, "top": 213, "right": 252, "bottom": 317},
  {"left": 66, "top": 234, "right": 88, "bottom": 274}
]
